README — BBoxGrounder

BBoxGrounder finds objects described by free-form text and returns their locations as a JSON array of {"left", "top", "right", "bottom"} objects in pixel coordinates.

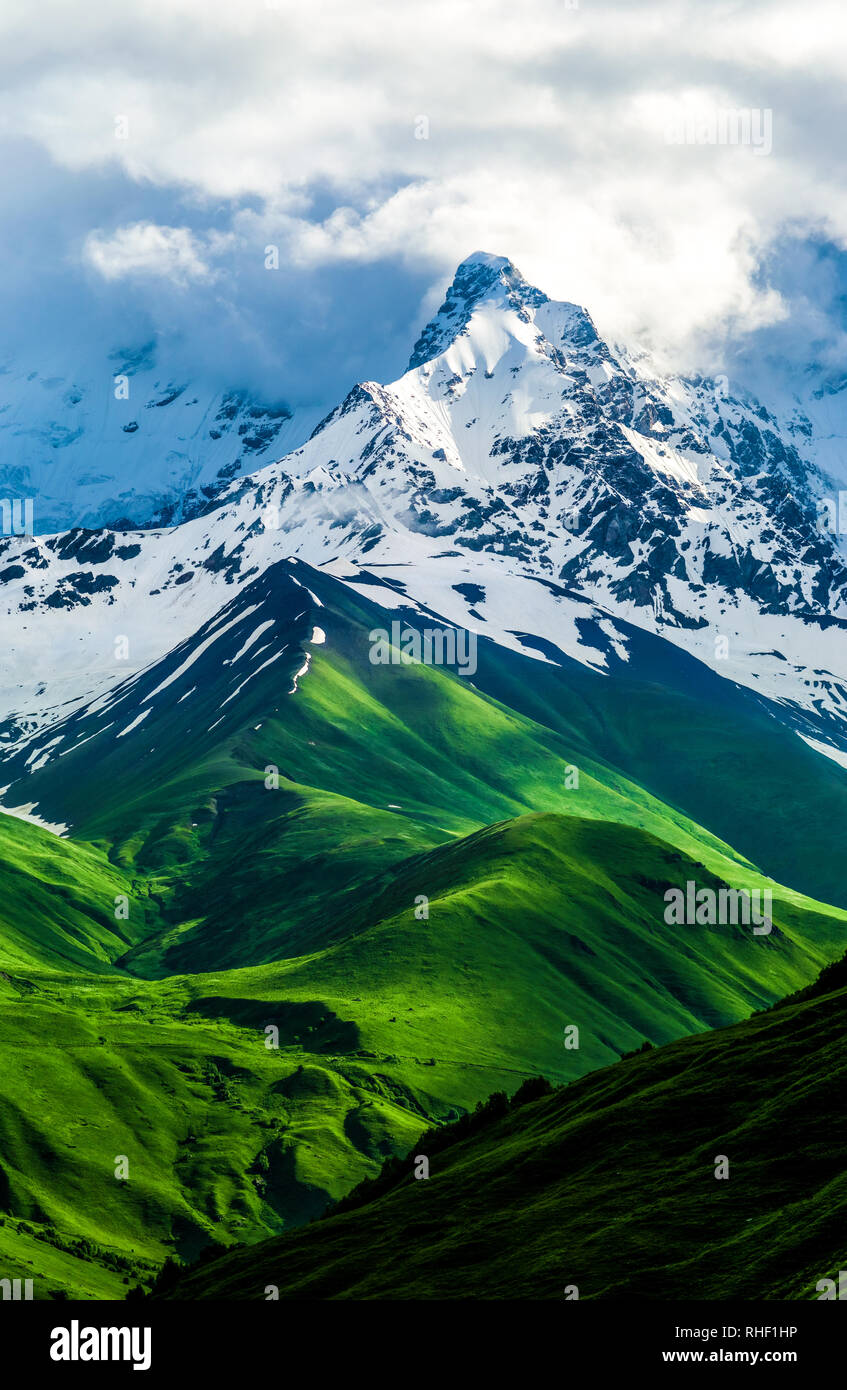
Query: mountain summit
[{"left": 408, "top": 251, "right": 551, "bottom": 369}]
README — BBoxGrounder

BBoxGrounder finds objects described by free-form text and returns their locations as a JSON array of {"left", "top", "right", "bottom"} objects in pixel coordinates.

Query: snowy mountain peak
[
  {"left": 0, "top": 340, "right": 318, "bottom": 534},
  {"left": 4, "top": 255, "right": 847, "bottom": 778},
  {"left": 408, "top": 251, "right": 551, "bottom": 370}
]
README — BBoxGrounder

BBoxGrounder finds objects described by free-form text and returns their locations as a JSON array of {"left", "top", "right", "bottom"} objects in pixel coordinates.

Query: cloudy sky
[{"left": 1, "top": 0, "right": 846, "bottom": 416}]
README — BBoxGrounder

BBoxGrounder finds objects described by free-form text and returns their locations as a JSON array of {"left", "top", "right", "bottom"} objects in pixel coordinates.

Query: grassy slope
[
  {"left": 168, "top": 962, "right": 847, "bottom": 1302},
  {"left": 1, "top": 805, "right": 845, "bottom": 1299},
  {"left": 184, "top": 812, "right": 847, "bottom": 1085},
  {"left": 0, "top": 941, "right": 431, "bottom": 1298},
  {"left": 412, "top": 589, "right": 847, "bottom": 910},
  {"left": 3, "top": 563, "right": 847, "bottom": 1297},
  {"left": 95, "top": 627, "right": 847, "bottom": 978},
  {"left": 0, "top": 813, "right": 159, "bottom": 974}
]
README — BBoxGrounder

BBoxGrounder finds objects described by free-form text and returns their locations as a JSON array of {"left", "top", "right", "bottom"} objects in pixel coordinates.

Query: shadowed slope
[{"left": 167, "top": 960, "right": 847, "bottom": 1302}]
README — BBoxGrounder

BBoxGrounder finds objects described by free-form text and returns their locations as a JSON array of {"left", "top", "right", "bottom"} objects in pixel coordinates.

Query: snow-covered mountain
[
  {"left": 3, "top": 250, "right": 847, "bottom": 790},
  {"left": 0, "top": 339, "right": 317, "bottom": 532}
]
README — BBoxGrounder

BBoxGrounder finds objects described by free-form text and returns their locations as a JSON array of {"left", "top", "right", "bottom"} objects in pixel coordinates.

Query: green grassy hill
[
  {"left": 0, "top": 803, "right": 844, "bottom": 1298},
  {"left": 165, "top": 956, "right": 847, "bottom": 1302},
  {"left": 2, "top": 560, "right": 847, "bottom": 1298},
  {"left": 0, "top": 813, "right": 160, "bottom": 974}
]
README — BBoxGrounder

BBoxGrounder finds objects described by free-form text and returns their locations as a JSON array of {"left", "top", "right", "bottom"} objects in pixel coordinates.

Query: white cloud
[
  {"left": 2, "top": 0, "right": 847, "bottom": 363},
  {"left": 83, "top": 222, "right": 216, "bottom": 284}
]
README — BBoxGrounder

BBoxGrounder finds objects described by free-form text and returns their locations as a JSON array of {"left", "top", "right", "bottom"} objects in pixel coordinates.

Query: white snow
[
  {"left": 289, "top": 654, "right": 312, "bottom": 694},
  {"left": 0, "top": 800, "right": 69, "bottom": 836},
  {"left": 227, "top": 621, "right": 275, "bottom": 665},
  {"left": 116, "top": 708, "right": 151, "bottom": 738},
  {"left": 221, "top": 650, "right": 284, "bottom": 706},
  {"left": 147, "top": 607, "right": 260, "bottom": 699},
  {"left": 797, "top": 733, "right": 847, "bottom": 771}
]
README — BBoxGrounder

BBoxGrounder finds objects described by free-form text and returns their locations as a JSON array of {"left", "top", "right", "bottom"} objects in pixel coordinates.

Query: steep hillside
[
  {"left": 7, "top": 556, "right": 847, "bottom": 911},
  {"left": 0, "top": 812, "right": 158, "bottom": 973},
  {"left": 165, "top": 959, "right": 847, "bottom": 1302}
]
